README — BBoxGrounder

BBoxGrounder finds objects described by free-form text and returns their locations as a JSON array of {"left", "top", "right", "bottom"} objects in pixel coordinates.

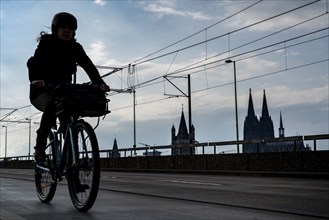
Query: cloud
[
  {"left": 221, "top": 1, "right": 327, "bottom": 32},
  {"left": 269, "top": 85, "right": 329, "bottom": 108},
  {"left": 140, "top": 1, "right": 212, "bottom": 21},
  {"left": 84, "top": 40, "right": 124, "bottom": 69},
  {"left": 87, "top": 40, "right": 109, "bottom": 64},
  {"left": 1, "top": 1, "right": 328, "bottom": 156},
  {"left": 94, "top": 0, "right": 106, "bottom": 6}
]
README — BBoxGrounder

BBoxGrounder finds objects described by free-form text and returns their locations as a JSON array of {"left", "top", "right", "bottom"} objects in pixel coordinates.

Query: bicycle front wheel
[{"left": 66, "top": 120, "right": 100, "bottom": 212}]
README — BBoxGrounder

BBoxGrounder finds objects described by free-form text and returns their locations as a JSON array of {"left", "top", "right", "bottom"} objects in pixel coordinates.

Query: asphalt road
[{"left": 0, "top": 169, "right": 328, "bottom": 220}]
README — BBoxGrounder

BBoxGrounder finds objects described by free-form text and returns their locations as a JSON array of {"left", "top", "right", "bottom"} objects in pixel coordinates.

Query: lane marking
[{"left": 159, "top": 179, "right": 222, "bottom": 186}]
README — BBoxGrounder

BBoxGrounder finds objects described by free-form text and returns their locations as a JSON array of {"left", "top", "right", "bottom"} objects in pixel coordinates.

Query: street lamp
[{"left": 225, "top": 60, "right": 240, "bottom": 153}]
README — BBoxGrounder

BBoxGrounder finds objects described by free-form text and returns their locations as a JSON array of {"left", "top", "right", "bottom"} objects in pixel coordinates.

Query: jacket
[{"left": 27, "top": 34, "right": 105, "bottom": 100}]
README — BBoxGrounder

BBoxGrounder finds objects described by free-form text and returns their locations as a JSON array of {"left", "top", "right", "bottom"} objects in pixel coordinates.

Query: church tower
[
  {"left": 171, "top": 125, "right": 176, "bottom": 145},
  {"left": 259, "top": 90, "right": 274, "bottom": 139},
  {"left": 110, "top": 138, "right": 120, "bottom": 158},
  {"left": 243, "top": 89, "right": 260, "bottom": 153},
  {"left": 279, "top": 111, "right": 285, "bottom": 138},
  {"left": 177, "top": 110, "right": 189, "bottom": 141},
  {"left": 171, "top": 110, "right": 195, "bottom": 155}
]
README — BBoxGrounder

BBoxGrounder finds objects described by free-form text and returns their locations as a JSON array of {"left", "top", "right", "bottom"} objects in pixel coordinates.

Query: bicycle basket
[{"left": 56, "top": 84, "right": 110, "bottom": 117}]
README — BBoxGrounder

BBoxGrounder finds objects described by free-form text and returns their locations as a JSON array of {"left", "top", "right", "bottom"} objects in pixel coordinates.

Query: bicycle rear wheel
[
  {"left": 34, "top": 130, "right": 58, "bottom": 203},
  {"left": 66, "top": 120, "right": 100, "bottom": 212}
]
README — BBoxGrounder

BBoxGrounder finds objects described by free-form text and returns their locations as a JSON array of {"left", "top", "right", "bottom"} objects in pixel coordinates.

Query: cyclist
[{"left": 27, "top": 12, "right": 110, "bottom": 164}]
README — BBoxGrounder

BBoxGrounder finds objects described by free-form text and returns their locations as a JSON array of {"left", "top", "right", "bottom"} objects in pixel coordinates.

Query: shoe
[
  {"left": 34, "top": 147, "right": 46, "bottom": 163},
  {"left": 75, "top": 182, "right": 90, "bottom": 193}
]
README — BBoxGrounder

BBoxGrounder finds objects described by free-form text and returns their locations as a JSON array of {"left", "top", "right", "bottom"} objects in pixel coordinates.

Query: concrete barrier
[
  {"left": 2, "top": 151, "right": 329, "bottom": 175},
  {"left": 100, "top": 151, "right": 329, "bottom": 173}
]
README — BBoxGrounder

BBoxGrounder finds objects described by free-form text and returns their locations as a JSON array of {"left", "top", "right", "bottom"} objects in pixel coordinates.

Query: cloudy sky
[{"left": 1, "top": 0, "right": 328, "bottom": 157}]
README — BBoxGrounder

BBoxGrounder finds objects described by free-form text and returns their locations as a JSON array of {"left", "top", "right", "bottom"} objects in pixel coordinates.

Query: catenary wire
[
  {"left": 124, "top": 0, "right": 321, "bottom": 68},
  {"left": 2, "top": 0, "right": 327, "bottom": 130},
  {"left": 130, "top": 0, "right": 264, "bottom": 65}
]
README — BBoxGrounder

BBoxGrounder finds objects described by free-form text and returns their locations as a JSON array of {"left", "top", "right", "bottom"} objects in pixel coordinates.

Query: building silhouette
[
  {"left": 109, "top": 138, "right": 121, "bottom": 158},
  {"left": 171, "top": 110, "right": 195, "bottom": 155},
  {"left": 243, "top": 89, "right": 305, "bottom": 153}
]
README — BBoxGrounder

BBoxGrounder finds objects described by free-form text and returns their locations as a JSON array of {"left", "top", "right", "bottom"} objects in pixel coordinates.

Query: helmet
[{"left": 51, "top": 12, "right": 77, "bottom": 32}]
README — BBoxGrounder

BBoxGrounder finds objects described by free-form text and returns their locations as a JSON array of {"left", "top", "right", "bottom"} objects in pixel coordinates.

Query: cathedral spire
[
  {"left": 111, "top": 137, "right": 120, "bottom": 158},
  {"left": 259, "top": 89, "right": 274, "bottom": 138},
  {"left": 177, "top": 110, "right": 189, "bottom": 139},
  {"left": 261, "top": 89, "right": 270, "bottom": 118},
  {"left": 243, "top": 89, "right": 260, "bottom": 153},
  {"left": 279, "top": 111, "right": 285, "bottom": 138},
  {"left": 247, "top": 88, "right": 256, "bottom": 117},
  {"left": 113, "top": 138, "right": 118, "bottom": 150}
]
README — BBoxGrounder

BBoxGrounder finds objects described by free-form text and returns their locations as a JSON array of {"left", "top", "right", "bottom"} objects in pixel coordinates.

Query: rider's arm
[
  {"left": 75, "top": 43, "right": 108, "bottom": 87},
  {"left": 27, "top": 38, "right": 50, "bottom": 83},
  {"left": 27, "top": 56, "right": 42, "bottom": 83}
]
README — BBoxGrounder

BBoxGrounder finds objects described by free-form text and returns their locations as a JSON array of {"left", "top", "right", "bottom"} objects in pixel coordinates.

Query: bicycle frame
[{"left": 35, "top": 116, "right": 79, "bottom": 180}]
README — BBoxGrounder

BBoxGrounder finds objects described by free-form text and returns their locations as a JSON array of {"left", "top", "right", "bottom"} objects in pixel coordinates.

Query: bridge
[
  {"left": 1, "top": 134, "right": 328, "bottom": 178},
  {"left": 1, "top": 135, "right": 329, "bottom": 219}
]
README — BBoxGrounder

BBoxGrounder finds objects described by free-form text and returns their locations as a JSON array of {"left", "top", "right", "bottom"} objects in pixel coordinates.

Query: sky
[{"left": 0, "top": 0, "right": 328, "bottom": 157}]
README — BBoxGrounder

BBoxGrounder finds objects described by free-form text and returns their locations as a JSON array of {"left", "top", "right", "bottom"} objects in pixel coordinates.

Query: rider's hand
[
  {"left": 100, "top": 83, "right": 110, "bottom": 92},
  {"left": 31, "top": 80, "right": 45, "bottom": 88}
]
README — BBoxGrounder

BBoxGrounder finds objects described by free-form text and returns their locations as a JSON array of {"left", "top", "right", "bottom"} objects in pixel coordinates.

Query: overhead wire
[
  {"left": 171, "top": 12, "right": 328, "bottom": 77},
  {"left": 128, "top": 0, "right": 321, "bottom": 67},
  {"left": 133, "top": 27, "right": 329, "bottom": 90},
  {"left": 193, "top": 59, "right": 329, "bottom": 94},
  {"left": 3, "top": 0, "right": 327, "bottom": 131},
  {"left": 100, "top": 0, "right": 264, "bottom": 76},
  {"left": 101, "top": 0, "right": 328, "bottom": 112},
  {"left": 112, "top": 0, "right": 324, "bottom": 90},
  {"left": 130, "top": 0, "right": 264, "bottom": 66},
  {"left": 108, "top": 58, "right": 329, "bottom": 112},
  {"left": 107, "top": 27, "right": 329, "bottom": 110},
  {"left": 103, "top": 0, "right": 265, "bottom": 94}
]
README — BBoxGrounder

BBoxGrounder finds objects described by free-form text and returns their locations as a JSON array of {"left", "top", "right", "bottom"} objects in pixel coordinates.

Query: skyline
[{"left": 1, "top": 0, "right": 328, "bottom": 157}]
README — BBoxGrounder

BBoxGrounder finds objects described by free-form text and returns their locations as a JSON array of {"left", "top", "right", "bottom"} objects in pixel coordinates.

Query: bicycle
[{"left": 33, "top": 83, "right": 109, "bottom": 212}]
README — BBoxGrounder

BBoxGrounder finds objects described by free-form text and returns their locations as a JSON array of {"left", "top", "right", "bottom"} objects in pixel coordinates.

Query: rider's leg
[{"left": 32, "top": 94, "right": 56, "bottom": 162}]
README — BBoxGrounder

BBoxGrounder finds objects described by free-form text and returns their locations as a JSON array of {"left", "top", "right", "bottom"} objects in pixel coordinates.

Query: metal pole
[
  {"left": 28, "top": 120, "right": 31, "bottom": 157},
  {"left": 233, "top": 61, "right": 240, "bottom": 153},
  {"left": 188, "top": 75, "right": 193, "bottom": 155},
  {"left": 133, "top": 88, "right": 136, "bottom": 155},
  {"left": 188, "top": 75, "right": 192, "bottom": 144},
  {"left": 4, "top": 126, "right": 7, "bottom": 158}
]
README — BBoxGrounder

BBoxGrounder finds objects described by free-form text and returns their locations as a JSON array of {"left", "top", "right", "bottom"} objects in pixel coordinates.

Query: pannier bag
[{"left": 55, "top": 84, "right": 110, "bottom": 117}]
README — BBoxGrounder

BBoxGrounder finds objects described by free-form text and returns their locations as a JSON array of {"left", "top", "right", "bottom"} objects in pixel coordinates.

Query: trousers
[{"left": 31, "top": 93, "right": 56, "bottom": 149}]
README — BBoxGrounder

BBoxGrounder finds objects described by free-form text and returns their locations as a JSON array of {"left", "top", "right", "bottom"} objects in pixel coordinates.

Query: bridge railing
[
  {"left": 304, "top": 134, "right": 329, "bottom": 151},
  {"left": 1, "top": 134, "right": 328, "bottom": 161}
]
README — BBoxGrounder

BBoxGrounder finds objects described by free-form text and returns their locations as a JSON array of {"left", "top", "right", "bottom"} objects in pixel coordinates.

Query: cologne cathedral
[{"left": 243, "top": 89, "right": 305, "bottom": 153}]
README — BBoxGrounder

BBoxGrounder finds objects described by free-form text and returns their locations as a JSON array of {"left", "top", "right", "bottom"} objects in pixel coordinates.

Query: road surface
[{"left": 1, "top": 169, "right": 328, "bottom": 219}]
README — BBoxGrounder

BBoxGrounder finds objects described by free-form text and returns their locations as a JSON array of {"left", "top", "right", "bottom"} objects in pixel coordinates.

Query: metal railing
[{"left": 1, "top": 134, "right": 328, "bottom": 161}]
